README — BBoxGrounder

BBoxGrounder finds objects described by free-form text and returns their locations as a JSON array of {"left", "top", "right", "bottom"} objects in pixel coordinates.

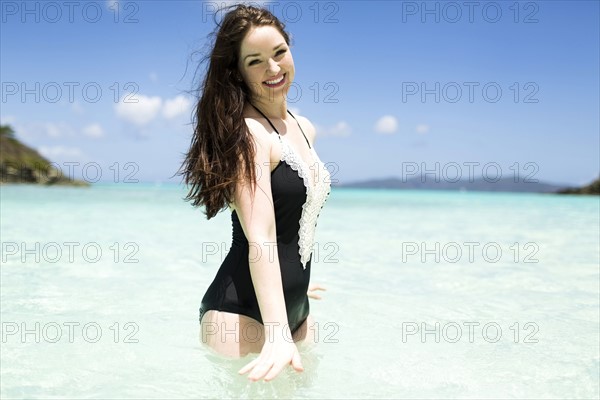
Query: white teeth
[{"left": 264, "top": 74, "right": 284, "bottom": 85}]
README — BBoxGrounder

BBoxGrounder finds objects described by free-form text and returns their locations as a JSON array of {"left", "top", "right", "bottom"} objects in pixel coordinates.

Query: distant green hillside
[
  {"left": 0, "top": 124, "right": 89, "bottom": 186},
  {"left": 556, "top": 177, "right": 600, "bottom": 195}
]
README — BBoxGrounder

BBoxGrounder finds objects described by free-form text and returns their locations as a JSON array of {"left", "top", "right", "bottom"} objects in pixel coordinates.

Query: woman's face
[{"left": 238, "top": 25, "right": 294, "bottom": 103}]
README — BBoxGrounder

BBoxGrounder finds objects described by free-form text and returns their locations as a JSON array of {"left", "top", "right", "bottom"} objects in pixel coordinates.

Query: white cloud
[
  {"left": 1, "top": 115, "right": 17, "bottom": 125},
  {"left": 5, "top": 119, "right": 104, "bottom": 141},
  {"left": 115, "top": 94, "right": 162, "bottom": 126},
  {"left": 289, "top": 107, "right": 301, "bottom": 116},
  {"left": 375, "top": 115, "right": 398, "bottom": 134},
  {"left": 416, "top": 124, "right": 430, "bottom": 134},
  {"left": 163, "top": 95, "right": 191, "bottom": 119},
  {"left": 41, "top": 122, "right": 77, "bottom": 138},
  {"left": 218, "top": 0, "right": 272, "bottom": 7},
  {"left": 38, "top": 145, "right": 84, "bottom": 160},
  {"left": 71, "top": 101, "right": 84, "bottom": 115},
  {"left": 315, "top": 121, "right": 351, "bottom": 137},
  {"left": 46, "top": 123, "right": 62, "bottom": 138},
  {"left": 7, "top": 121, "right": 79, "bottom": 141},
  {"left": 106, "top": 0, "right": 119, "bottom": 10},
  {"left": 82, "top": 123, "right": 104, "bottom": 138}
]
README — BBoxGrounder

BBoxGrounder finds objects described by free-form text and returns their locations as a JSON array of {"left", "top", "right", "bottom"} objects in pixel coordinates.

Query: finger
[
  {"left": 263, "top": 361, "right": 287, "bottom": 382},
  {"left": 263, "top": 350, "right": 303, "bottom": 381},
  {"left": 247, "top": 361, "right": 275, "bottom": 381},
  {"left": 310, "top": 284, "right": 327, "bottom": 291},
  {"left": 290, "top": 350, "right": 304, "bottom": 372},
  {"left": 307, "top": 292, "right": 322, "bottom": 300},
  {"left": 263, "top": 350, "right": 304, "bottom": 382},
  {"left": 238, "top": 357, "right": 260, "bottom": 375}
]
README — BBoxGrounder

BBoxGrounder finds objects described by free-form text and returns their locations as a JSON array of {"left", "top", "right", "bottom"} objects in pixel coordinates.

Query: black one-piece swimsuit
[{"left": 198, "top": 106, "right": 331, "bottom": 335}]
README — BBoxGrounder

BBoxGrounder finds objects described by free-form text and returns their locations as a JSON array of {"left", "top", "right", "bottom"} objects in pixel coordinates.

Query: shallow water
[{"left": 1, "top": 184, "right": 598, "bottom": 398}]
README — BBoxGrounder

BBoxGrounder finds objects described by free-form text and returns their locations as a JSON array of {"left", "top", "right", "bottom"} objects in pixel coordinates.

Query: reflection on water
[{"left": 198, "top": 342, "right": 323, "bottom": 398}]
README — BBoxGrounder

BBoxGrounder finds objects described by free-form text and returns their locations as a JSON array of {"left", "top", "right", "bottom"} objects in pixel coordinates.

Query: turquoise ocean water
[{"left": 1, "top": 183, "right": 598, "bottom": 399}]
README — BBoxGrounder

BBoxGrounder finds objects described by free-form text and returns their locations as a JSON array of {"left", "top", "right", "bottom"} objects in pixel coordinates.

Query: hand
[
  {"left": 307, "top": 283, "right": 326, "bottom": 300},
  {"left": 238, "top": 328, "right": 304, "bottom": 382}
]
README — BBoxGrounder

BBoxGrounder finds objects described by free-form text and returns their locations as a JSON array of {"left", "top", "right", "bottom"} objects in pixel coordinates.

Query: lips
[{"left": 263, "top": 73, "right": 286, "bottom": 87}]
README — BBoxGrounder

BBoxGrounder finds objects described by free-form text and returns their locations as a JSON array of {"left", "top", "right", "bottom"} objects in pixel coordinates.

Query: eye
[{"left": 248, "top": 49, "right": 287, "bottom": 66}]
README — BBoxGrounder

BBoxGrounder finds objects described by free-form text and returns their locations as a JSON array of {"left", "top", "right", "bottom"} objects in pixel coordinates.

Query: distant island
[
  {"left": 0, "top": 124, "right": 89, "bottom": 186},
  {"left": 333, "top": 175, "right": 599, "bottom": 195},
  {"left": 555, "top": 177, "right": 600, "bottom": 195}
]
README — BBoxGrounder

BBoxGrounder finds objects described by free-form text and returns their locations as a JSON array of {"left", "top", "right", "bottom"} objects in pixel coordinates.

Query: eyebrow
[{"left": 243, "top": 43, "right": 286, "bottom": 61}]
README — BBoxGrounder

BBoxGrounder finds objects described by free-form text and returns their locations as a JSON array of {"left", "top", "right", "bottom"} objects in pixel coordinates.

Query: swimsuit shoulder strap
[
  {"left": 249, "top": 103, "right": 312, "bottom": 149},
  {"left": 250, "top": 103, "right": 281, "bottom": 139},
  {"left": 287, "top": 109, "right": 312, "bottom": 149}
]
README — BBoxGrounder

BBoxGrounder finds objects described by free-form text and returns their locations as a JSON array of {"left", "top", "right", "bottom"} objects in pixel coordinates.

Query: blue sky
[{"left": 1, "top": 0, "right": 598, "bottom": 185}]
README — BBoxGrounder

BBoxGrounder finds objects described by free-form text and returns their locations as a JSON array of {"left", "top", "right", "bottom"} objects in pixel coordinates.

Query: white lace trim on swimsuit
[{"left": 279, "top": 136, "right": 331, "bottom": 269}]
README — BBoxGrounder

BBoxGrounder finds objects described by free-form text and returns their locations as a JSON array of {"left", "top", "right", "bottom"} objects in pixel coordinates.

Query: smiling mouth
[{"left": 263, "top": 73, "right": 286, "bottom": 88}]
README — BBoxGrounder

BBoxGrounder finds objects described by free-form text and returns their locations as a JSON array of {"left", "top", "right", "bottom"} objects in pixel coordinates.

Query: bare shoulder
[
  {"left": 243, "top": 117, "right": 272, "bottom": 147},
  {"left": 228, "top": 118, "right": 274, "bottom": 213},
  {"left": 296, "top": 115, "right": 317, "bottom": 146}
]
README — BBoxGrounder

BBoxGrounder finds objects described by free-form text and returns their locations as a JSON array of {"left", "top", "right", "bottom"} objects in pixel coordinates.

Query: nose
[{"left": 267, "top": 58, "right": 280, "bottom": 74}]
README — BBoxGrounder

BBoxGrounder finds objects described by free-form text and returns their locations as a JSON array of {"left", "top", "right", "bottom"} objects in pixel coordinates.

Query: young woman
[{"left": 179, "top": 4, "right": 331, "bottom": 382}]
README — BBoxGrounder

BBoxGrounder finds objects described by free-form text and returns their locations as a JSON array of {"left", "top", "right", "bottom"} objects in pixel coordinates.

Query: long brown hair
[{"left": 176, "top": 4, "right": 292, "bottom": 220}]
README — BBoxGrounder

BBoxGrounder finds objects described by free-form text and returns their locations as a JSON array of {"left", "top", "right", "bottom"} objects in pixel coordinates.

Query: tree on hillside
[{"left": 0, "top": 124, "right": 16, "bottom": 139}]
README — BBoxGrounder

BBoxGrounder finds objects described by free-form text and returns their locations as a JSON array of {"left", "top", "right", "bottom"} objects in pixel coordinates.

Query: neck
[{"left": 250, "top": 96, "right": 288, "bottom": 120}]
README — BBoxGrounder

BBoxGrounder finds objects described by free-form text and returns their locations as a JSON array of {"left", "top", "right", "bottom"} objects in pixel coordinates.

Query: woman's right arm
[{"left": 234, "top": 119, "right": 304, "bottom": 382}]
